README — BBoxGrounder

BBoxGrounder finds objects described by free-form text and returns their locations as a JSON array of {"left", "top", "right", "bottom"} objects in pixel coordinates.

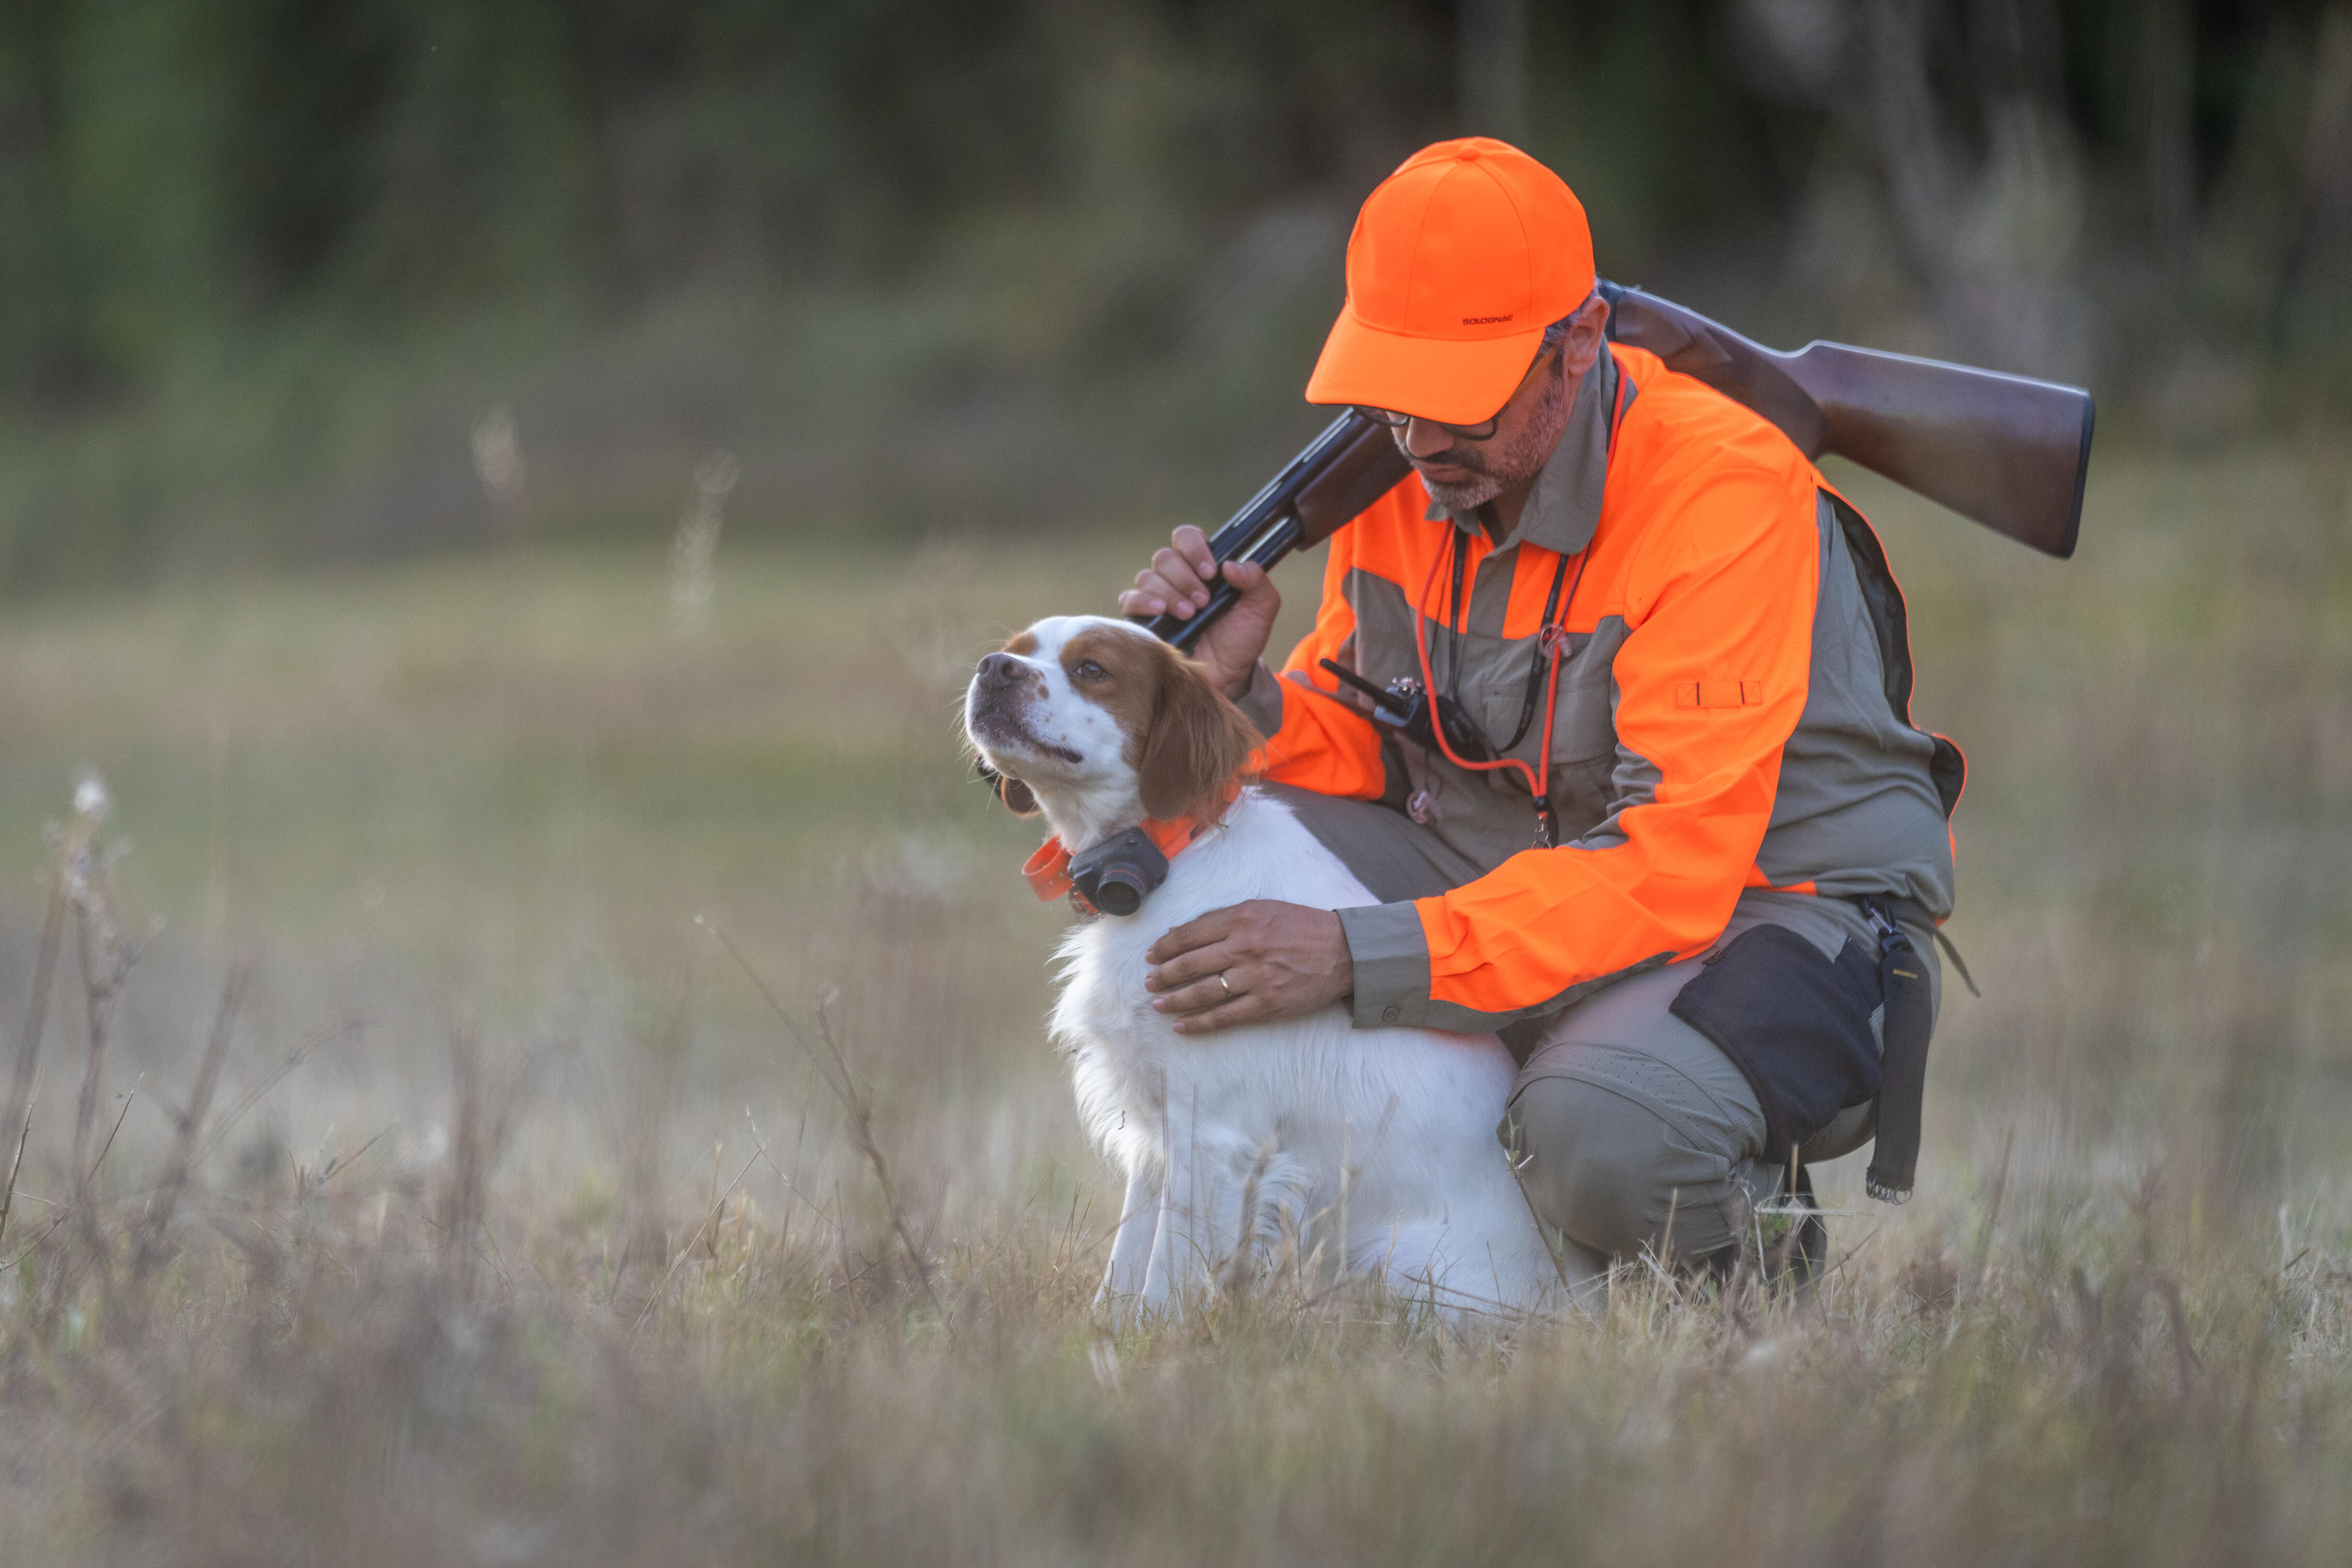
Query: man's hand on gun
[{"left": 1117, "top": 525, "right": 1281, "bottom": 701}]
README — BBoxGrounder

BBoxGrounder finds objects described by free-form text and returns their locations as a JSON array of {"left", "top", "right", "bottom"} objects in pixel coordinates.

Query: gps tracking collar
[
  {"left": 1065, "top": 828, "right": 1167, "bottom": 916},
  {"left": 1018, "top": 783, "right": 1241, "bottom": 918}
]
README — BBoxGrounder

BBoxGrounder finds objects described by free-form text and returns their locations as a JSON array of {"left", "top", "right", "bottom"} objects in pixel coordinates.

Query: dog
[{"left": 965, "top": 614, "right": 1557, "bottom": 1319}]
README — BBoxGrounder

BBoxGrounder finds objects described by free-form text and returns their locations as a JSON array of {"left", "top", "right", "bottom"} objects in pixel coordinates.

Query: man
[{"left": 1118, "top": 138, "right": 1959, "bottom": 1292}]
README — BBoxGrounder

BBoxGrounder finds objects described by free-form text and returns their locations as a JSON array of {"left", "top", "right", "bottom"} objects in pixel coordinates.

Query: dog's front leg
[
  {"left": 1097, "top": 1163, "right": 1162, "bottom": 1312},
  {"left": 1140, "top": 1110, "right": 1250, "bottom": 1315},
  {"left": 1140, "top": 1141, "right": 1196, "bottom": 1316}
]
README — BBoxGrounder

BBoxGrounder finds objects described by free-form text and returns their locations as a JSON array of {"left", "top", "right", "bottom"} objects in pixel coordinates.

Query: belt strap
[
  {"left": 1842, "top": 893, "right": 1978, "bottom": 997},
  {"left": 1855, "top": 894, "right": 1935, "bottom": 1205}
]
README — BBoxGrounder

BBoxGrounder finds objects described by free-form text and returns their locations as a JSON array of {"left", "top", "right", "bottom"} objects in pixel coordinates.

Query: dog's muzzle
[
  {"left": 967, "top": 654, "right": 1058, "bottom": 750},
  {"left": 972, "top": 652, "right": 1036, "bottom": 701}
]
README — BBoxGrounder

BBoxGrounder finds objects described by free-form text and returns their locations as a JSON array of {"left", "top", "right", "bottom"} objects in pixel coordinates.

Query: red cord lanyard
[
  {"left": 1411, "top": 544, "right": 1587, "bottom": 846},
  {"left": 1409, "top": 359, "right": 1626, "bottom": 849}
]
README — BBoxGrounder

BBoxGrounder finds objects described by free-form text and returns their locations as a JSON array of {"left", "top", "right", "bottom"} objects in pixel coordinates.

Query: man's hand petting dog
[
  {"left": 1145, "top": 900, "right": 1353, "bottom": 1034},
  {"left": 1115, "top": 524, "right": 1280, "bottom": 701}
]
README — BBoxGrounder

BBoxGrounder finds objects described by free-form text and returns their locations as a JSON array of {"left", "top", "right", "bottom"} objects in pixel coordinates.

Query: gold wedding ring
[{"left": 1217, "top": 973, "right": 1233, "bottom": 996}]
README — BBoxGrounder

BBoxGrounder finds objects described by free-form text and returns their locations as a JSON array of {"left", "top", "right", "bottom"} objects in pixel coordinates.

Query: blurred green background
[
  {"left": 2, "top": 17, "right": 2350, "bottom": 1553},
  {"left": 0, "top": 0, "right": 2346, "bottom": 587},
  {"left": 0, "top": 0, "right": 2346, "bottom": 1205}
]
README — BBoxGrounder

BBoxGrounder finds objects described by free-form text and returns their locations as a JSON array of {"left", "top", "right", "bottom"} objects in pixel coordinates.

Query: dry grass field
[{"left": 0, "top": 444, "right": 2348, "bottom": 1564}]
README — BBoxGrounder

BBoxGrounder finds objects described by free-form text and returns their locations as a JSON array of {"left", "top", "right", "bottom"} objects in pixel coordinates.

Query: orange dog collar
[{"left": 1022, "top": 784, "right": 1241, "bottom": 913}]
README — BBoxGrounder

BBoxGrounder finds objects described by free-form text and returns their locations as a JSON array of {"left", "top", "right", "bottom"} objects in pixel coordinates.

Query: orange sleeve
[
  {"left": 1407, "top": 467, "right": 1822, "bottom": 1024},
  {"left": 1233, "top": 521, "right": 1393, "bottom": 801}
]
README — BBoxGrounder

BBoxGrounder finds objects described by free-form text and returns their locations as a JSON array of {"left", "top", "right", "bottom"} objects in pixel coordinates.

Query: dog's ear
[
  {"left": 1136, "top": 648, "right": 1259, "bottom": 822},
  {"left": 974, "top": 757, "right": 1039, "bottom": 817}
]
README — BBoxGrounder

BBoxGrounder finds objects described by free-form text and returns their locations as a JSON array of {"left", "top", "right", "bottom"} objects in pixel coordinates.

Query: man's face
[
  {"left": 1393, "top": 295, "right": 1607, "bottom": 516},
  {"left": 1400, "top": 356, "right": 1570, "bottom": 515}
]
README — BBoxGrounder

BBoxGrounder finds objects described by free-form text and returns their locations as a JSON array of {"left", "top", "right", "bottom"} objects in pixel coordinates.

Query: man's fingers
[
  {"left": 1172, "top": 525, "right": 1215, "bottom": 579},
  {"left": 1169, "top": 994, "right": 1264, "bottom": 1036},
  {"left": 1121, "top": 568, "right": 1193, "bottom": 617},
  {"left": 1125, "top": 525, "right": 1261, "bottom": 629},
  {"left": 1219, "top": 560, "right": 1279, "bottom": 613},
  {"left": 1143, "top": 937, "right": 1236, "bottom": 992},
  {"left": 1145, "top": 909, "right": 1239, "bottom": 968},
  {"left": 1121, "top": 563, "right": 1225, "bottom": 617},
  {"left": 1150, "top": 973, "right": 1233, "bottom": 1016},
  {"left": 1150, "top": 548, "right": 1212, "bottom": 610}
]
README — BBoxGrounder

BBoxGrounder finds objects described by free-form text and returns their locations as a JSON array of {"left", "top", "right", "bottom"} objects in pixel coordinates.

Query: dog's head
[{"left": 963, "top": 615, "right": 1259, "bottom": 848}]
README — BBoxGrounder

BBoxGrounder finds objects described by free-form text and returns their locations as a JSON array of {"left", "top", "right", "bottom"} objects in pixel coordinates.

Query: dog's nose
[{"left": 977, "top": 652, "right": 1029, "bottom": 688}]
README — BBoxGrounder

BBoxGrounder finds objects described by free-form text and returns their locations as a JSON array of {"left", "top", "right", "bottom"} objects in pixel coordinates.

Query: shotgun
[{"left": 1135, "top": 280, "right": 2093, "bottom": 652}]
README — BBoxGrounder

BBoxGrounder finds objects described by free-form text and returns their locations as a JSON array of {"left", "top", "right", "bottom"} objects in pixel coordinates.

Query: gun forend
[
  {"left": 1601, "top": 282, "right": 2093, "bottom": 559},
  {"left": 1132, "top": 410, "right": 1408, "bottom": 651}
]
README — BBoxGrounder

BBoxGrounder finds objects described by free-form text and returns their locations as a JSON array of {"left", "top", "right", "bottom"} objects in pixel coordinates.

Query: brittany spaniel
[{"left": 965, "top": 615, "right": 1557, "bottom": 1319}]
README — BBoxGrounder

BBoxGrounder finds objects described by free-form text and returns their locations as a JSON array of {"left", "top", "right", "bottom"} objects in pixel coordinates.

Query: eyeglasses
[{"left": 1355, "top": 338, "right": 1559, "bottom": 442}]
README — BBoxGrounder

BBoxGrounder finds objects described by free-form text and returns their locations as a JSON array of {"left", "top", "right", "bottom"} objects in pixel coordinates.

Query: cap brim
[{"left": 1303, "top": 307, "right": 1547, "bottom": 424}]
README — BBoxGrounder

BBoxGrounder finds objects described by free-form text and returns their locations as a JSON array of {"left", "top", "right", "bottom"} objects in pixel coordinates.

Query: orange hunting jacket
[{"left": 1233, "top": 345, "right": 1962, "bottom": 1033}]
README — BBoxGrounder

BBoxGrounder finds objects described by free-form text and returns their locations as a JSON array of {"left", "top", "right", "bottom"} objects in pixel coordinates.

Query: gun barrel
[{"left": 1134, "top": 410, "right": 1409, "bottom": 650}]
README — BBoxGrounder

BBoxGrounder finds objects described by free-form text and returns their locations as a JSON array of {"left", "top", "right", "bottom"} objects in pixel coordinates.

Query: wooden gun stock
[
  {"left": 1600, "top": 282, "right": 2093, "bottom": 559},
  {"left": 1132, "top": 281, "right": 2090, "bottom": 646}
]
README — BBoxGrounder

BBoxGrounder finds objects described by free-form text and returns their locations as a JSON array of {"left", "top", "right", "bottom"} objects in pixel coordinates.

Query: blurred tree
[
  {"left": 0, "top": 0, "right": 2340, "bottom": 578},
  {"left": 1461, "top": 0, "right": 1530, "bottom": 142},
  {"left": 0, "top": 0, "right": 1465, "bottom": 401},
  {"left": 1, "top": 0, "right": 2341, "bottom": 404}
]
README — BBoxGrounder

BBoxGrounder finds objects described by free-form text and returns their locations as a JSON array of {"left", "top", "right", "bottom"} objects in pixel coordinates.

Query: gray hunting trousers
[{"left": 1263, "top": 783, "right": 1942, "bottom": 1291}]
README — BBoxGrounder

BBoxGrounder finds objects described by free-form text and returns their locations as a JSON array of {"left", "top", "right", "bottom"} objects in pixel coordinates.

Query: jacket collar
[
  {"left": 1020, "top": 782, "right": 1241, "bottom": 909},
  {"left": 1424, "top": 346, "right": 1621, "bottom": 558}
]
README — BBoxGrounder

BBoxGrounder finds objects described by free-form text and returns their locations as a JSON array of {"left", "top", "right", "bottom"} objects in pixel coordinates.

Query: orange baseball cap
[{"left": 1305, "top": 138, "right": 1595, "bottom": 424}]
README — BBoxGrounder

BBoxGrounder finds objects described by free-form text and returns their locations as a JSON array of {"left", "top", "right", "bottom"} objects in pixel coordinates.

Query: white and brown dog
[{"left": 965, "top": 615, "right": 1556, "bottom": 1318}]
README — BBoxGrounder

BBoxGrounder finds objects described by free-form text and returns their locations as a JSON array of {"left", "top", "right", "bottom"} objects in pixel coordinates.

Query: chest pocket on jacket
[{"left": 1542, "top": 626, "right": 1625, "bottom": 842}]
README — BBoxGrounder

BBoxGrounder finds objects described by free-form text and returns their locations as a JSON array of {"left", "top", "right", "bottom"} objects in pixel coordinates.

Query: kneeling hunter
[{"left": 1121, "top": 137, "right": 1963, "bottom": 1289}]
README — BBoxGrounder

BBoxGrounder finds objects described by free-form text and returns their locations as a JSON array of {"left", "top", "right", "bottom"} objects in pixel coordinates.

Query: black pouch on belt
[{"left": 1667, "top": 924, "right": 1886, "bottom": 1175}]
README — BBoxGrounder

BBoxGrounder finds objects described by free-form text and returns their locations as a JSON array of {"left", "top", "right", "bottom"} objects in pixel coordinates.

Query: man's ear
[
  {"left": 1560, "top": 290, "right": 1610, "bottom": 379},
  {"left": 974, "top": 757, "right": 1039, "bottom": 817},
  {"left": 1136, "top": 651, "right": 1259, "bottom": 822}
]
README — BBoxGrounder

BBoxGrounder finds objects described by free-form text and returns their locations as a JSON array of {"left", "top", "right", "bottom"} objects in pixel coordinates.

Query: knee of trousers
[{"left": 1500, "top": 1074, "right": 1739, "bottom": 1263}]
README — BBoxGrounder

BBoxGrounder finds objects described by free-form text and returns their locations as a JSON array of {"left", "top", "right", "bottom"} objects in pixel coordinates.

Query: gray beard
[
  {"left": 1410, "top": 364, "right": 1574, "bottom": 517},
  {"left": 1418, "top": 468, "right": 1510, "bottom": 514}
]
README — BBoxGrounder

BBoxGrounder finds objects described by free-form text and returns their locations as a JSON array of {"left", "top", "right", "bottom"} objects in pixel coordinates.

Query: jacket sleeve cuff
[
  {"left": 1232, "top": 660, "right": 1285, "bottom": 742},
  {"left": 1337, "top": 902, "right": 1432, "bottom": 1028}
]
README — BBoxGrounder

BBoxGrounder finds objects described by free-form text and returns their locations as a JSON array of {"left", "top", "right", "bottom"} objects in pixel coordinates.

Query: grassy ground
[{"left": 0, "top": 443, "right": 2348, "bottom": 1563}]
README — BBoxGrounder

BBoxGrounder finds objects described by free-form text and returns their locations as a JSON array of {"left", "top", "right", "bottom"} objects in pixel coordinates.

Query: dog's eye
[{"left": 1072, "top": 660, "right": 1106, "bottom": 682}]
